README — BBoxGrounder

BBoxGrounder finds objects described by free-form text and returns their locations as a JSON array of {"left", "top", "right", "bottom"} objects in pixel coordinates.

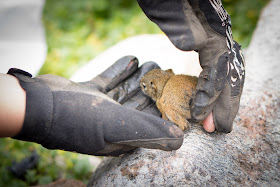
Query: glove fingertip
[
  {"left": 93, "top": 56, "right": 139, "bottom": 92},
  {"left": 106, "top": 56, "right": 139, "bottom": 91},
  {"left": 139, "top": 61, "right": 161, "bottom": 72}
]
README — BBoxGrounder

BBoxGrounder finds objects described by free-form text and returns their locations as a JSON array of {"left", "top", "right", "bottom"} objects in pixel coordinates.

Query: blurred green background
[{"left": 0, "top": 0, "right": 269, "bottom": 186}]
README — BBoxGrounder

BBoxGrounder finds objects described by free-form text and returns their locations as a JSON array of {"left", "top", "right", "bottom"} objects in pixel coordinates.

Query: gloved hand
[
  {"left": 8, "top": 56, "right": 183, "bottom": 156},
  {"left": 137, "top": 0, "right": 245, "bottom": 132}
]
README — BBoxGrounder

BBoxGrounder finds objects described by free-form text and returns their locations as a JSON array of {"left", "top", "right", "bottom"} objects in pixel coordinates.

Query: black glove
[
  {"left": 137, "top": 0, "right": 245, "bottom": 132},
  {"left": 8, "top": 56, "right": 183, "bottom": 156}
]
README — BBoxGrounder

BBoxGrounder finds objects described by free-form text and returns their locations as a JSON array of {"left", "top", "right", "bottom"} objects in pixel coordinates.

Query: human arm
[
  {"left": 1, "top": 56, "right": 183, "bottom": 156},
  {"left": 0, "top": 73, "right": 25, "bottom": 137},
  {"left": 137, "top": 0, "right": 245, "bottom": 133}
]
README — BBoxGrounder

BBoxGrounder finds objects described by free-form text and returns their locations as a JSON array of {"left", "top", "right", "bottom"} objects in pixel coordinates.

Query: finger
[
  {"left": 190, "top": 72, "right": 217, "bottom": 122},
  {"left": 82, "top": 96, "right": 184, "bottom": 153},
  {"left": 107, "top": 61, "right": 160, "bottom": 104},
  {"left": 121, "top": 90, "right": 152, "bottom": 110},
  {"left": 90, "top": 56, "right": 139, "bottom": 92},
  {"left": 202, "top": 112, "right": 215, "bottom": 133},
  {"left": 100, "top": 101, "right": 184, "bottom": 151},
  {"left": 141, "top": 102, "right": 162, "bottom": 117},
  {"left": 212, "top": 80, "right": 241, "bottom": 133},
  {"left": 209, "top": 42, "right": 245, "bottom": 133},
  {"left": 121, "top": 90, "right": 162, "bottom": 117},
  {"left": 191, "top": 51, "right": 229, "bottom": 121}
]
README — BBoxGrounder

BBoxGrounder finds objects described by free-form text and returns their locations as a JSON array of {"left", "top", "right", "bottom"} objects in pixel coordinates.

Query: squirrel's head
[{"left": 140, "top": 69, "right": 175, "bottom": 101}]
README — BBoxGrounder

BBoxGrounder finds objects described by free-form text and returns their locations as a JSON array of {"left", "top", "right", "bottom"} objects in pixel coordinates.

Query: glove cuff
[{"left": 7, "top": 68, "right": 53, "bottom": 144}]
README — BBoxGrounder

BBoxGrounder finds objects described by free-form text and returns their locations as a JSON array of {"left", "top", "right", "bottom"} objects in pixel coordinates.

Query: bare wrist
[{"left": 0, "top": 74, "right": 26, "bottom": 137}]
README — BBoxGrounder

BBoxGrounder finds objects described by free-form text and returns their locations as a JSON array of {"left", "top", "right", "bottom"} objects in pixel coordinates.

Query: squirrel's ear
[{"left": 165, "top": 69, "right": 175, "bottom": 76}]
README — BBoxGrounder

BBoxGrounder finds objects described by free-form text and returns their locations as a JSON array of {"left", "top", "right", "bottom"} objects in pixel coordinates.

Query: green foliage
[
  {"left": 222, "top": 0, "right": 270, "bottom": 47},
  {"left": 0, "top": 138, "right": 93, "bottom": 186},
  {"left": 40, "top": 0, "right": 160, "bottom": 78}
]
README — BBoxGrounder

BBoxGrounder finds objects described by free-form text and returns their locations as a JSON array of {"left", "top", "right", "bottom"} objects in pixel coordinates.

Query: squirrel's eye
[
  {"left": 150, "top": 81, "right": 153, "bottom": 85},
  {"left": 142, "top": 83, "right": 147, "bottom": 89}
]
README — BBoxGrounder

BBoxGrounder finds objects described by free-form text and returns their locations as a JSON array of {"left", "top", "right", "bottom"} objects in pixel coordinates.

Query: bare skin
[
  {"left": 0, "top": 74, "right": 26, "bottom": 137},
  {"left": 202, "top": 112, "right": 215, "bottom": 133}
]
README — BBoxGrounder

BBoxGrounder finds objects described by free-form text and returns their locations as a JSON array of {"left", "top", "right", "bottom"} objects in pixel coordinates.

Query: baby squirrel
[{"left": 140, "top": 69, "right": 198, "bottom": 131}]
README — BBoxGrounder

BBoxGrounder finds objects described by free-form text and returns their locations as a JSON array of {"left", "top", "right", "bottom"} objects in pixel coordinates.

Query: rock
[
  {"left": 87, "top": 1, "right": 280, "bottom": 186},
  {"left": 245, "top": 0, "right": 280, "bottom": 92}
]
